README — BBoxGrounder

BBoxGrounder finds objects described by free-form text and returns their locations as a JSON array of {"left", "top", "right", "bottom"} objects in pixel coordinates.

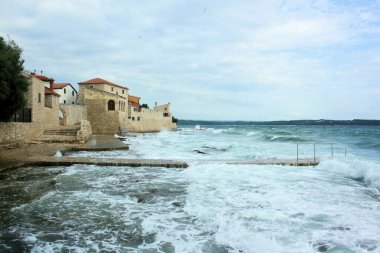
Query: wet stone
[
  {"left": 172, "top": 202, "right": 184, "bottom": 208},
  {"left": 159, "top": 242, "right": 175, "bottom": 253},
  {"left": 313, "top": 241, "right": 331, "bottom": 252},
  {"left": 143, "top": 233, "right": 156, "bottom": 244}
]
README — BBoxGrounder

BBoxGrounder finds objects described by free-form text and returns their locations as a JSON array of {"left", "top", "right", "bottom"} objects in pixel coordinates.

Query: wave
[
  {"left": 318, "top": 159, "right": 380, "bottom": 188},
  {"left": 355, "top": 141, "right": 380, "bottom": 150},
  {"left": 261, "top": 134, "right": 306, "bottom": 142}
]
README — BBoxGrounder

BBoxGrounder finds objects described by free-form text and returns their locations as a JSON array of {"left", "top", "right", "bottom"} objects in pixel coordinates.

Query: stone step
[
  {"left": 43, "top": 129, "right": 78, "bottom": 136},
  {"left": 41, "top": 135, "right": 78, "bottom": 143}
]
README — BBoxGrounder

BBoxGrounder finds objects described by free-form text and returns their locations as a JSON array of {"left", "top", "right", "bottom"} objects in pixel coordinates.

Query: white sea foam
[
  {"left": 54, "top": 150, "right": 62, "bottom": 157},
  {"left": 4, "top": 126, "right": 380, "bottom": 252},
  {"left": 318, "top": 158, "right": 380, "bottom": 188},
  {"left": 246, "top": 131, "right": 258, "bottom": 136},
  {"left": 184, "top": 162, "right": 380, "bottom": 252}
]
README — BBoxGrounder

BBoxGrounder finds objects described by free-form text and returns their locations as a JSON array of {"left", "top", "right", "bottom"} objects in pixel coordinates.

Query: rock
[
  {"left": 194, "top": 149, "right": 207, "bottom": 154},
  {"left": 172, "top": 202, "right": 184, "bottom": 208}
]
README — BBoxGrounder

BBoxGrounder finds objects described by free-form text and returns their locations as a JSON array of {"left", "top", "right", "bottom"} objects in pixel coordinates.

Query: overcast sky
[{"left": 1, "top": 0, "right": 380, "bottom": 120}]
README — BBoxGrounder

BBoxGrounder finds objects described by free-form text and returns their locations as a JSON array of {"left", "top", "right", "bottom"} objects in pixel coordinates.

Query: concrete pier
[
  {"left": 193, "top": 158, "right": 319, "bottom": 166},
  {"left": 70, "top": 135, "right": 129, "bottom": 151},
  {"left": 27, "top": 157, "right": 189, "bottom": 168}
]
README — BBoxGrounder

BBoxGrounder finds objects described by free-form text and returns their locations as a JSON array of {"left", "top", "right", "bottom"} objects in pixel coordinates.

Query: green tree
[
  {"left": 141, "top": 103, "right": 149, "bottom": 109},
  {"left": 0, "top": 36, "right": 29, "bottom": 121}
]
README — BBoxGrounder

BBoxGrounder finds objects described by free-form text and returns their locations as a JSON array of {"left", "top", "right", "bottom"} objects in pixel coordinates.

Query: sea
[{"left": 1, "top": 124, "right": 380, "bottom": 253}]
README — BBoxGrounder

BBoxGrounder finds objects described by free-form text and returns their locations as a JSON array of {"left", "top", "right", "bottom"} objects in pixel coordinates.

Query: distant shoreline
[{"left": 178, "top": 119, "right": 380, "bottom": 126}]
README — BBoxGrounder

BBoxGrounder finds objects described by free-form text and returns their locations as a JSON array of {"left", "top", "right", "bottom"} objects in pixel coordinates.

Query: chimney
[{"left": 50, "top": 80, "right": 54, "bottom": 90}]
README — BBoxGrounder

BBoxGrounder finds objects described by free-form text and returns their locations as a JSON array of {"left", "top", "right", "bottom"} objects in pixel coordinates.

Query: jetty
[
  {"left": 192, "top": 158, "right": 319, "bottom": 166},
  {"left": 70, "top": 135, "right": 130, "bottom": 151},
  {"left": 1, "top": 157, "right": 319, "bottom": 172},
  {"left": 27, "top": 157, "right": 189, "bottom": 168}
]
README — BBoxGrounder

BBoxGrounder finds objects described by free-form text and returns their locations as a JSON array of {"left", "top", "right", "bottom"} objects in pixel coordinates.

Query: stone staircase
[{"left": 41, "top": 126, "right": 80, "bottom": 143}]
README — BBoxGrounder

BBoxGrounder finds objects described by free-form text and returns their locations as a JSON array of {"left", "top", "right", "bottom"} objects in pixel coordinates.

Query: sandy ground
[{"left": 0, "top": 141, "right": 80, "bottom": 173}]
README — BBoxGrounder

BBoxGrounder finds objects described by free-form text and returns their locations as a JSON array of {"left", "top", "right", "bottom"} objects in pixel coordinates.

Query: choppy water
[{"left": 1, "top": 125, "right": 380, "bottom": 252}]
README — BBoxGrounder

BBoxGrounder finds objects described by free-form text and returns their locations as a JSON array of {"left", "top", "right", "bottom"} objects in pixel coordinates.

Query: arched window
[{"left": 108, "top": 100, "right": 115, "bottom": 111}]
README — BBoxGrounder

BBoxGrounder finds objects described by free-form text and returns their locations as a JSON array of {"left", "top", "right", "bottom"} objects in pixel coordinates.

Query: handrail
[{"left": 296, "top": 142, "right": 351, "bottom": 163}]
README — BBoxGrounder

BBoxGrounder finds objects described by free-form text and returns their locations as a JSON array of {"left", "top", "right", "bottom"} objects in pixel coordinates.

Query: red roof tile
[
  {"left": 52, "top": 83, "right": 69, "bottom": 89},
  {"left": 45, "top": 87, "right": 60, "bottom": 97},
  {"left": 35, "top": 75, "right": 54, "bottom": 82},
  {"left": 128, "top": 95, "right": 140, "bottom": 104},
  {"left": 78, "top": 78, "right": 128, "bottom": 90}
]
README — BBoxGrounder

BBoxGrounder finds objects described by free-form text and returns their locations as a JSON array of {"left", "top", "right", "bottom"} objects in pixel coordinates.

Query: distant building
[
  {"left": 128, "top": 95, "right": 141, "bottom": 114},
  {"left": 53, "top": 83, "right": 78, "bottom": 104}
]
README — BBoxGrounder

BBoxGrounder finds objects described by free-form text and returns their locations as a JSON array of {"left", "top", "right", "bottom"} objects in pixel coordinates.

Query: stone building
[
  {"left": 0, "top": 71, "right": 61, "bottom": 143},
  {"left": 52, "top": 83, "right": 78, "bottom": 104},
  {"left": 77, "top": 77, "right": 177, "bottom": 133},
  {"left": 29, "top": 73, "right": 61, "bottom": 127},
  {"left": 77, "top": 78, "right": 129, "bottom": 134},
  {"left": 128, "top": 95, "right": 141, "bottom": 117}
]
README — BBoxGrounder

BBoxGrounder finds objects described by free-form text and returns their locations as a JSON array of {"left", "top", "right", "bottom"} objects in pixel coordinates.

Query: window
[
  {"left": 132, "top": 117, "right": 135, "bottom": 121},
  {"left": 90, "top": 85, "right": 94, "bottom": 88},
  {"left": 38, "top": 93, "right": 41, "bottom": 103},
  {"left": 108, "top": 100, "right": 115, "bottom": 111},
  {"left": 122, "top": 90, "right": 124, "bottom": 94},
  {"left": 116, "top": 92, "right": 118, "bottom": 95},
  {"left": 137, "top": 117, "right": 140, "bottom": 121},
  {"left": 64, "top": 100, "right": 66, "bottom": 104},
  {"left": 72, "top": 102, "right": 74, "bottom": 104},
  {"left": 64, "top": 88, "right": 66, "bottom": 94},
  {"left": 72, "top": 91, "right": 74, "bottom": 96},
  {"left": 111, "top": 87, "right": 114, "bottom": 91}
]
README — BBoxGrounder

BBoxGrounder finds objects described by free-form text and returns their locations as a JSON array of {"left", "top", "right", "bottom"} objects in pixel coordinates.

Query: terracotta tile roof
[
  {"left": 52, "top": 83, "right": 69, "bottom": 89},
  {"left": 45, "top": 87, "right": 60, "bottom": 97},
  {"left": 35, "top": 75, "right": 54, "bottom": 82},
  {"left": 78, "top": 78, "right": 128, "bottom": 90},
  {"left": 128, "top": 95, "right": 140, "bottom": 104}
]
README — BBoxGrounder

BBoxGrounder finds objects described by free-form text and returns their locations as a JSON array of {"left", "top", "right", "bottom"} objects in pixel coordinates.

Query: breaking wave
[{"left": 317, "top": 159, "right": 380, "bottom": 188}]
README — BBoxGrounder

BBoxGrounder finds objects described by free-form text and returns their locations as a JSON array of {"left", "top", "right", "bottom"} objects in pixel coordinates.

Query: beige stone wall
[
  {"left": 121, "top": 107, "right": 177, "bottom": 132},
  {"left": 27, "top": 76, "right": 59, "bottom": 128},
  {"left": 86, "top": 99, "right": 120, "bottom": 134},
  {"left": 0, "top": 123, "right": 31, "bottom": 143},
  {"left": 0, "top": 122, "right": 47, "bottom": 143},
  {"left": 77, "top": 120, "right": 92, "bottom": 143},
  {"left": 78, "top": 84, "right": 128, "bottom": 105},
  {"left": 60, "top": 104, "right": 87, "bottom": 125},
  {"left": 99, "top": 84, "right": 128, "bottom": 99},
  {"left": 80, "top": 87, "right": 128, "bottom": 112}
]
